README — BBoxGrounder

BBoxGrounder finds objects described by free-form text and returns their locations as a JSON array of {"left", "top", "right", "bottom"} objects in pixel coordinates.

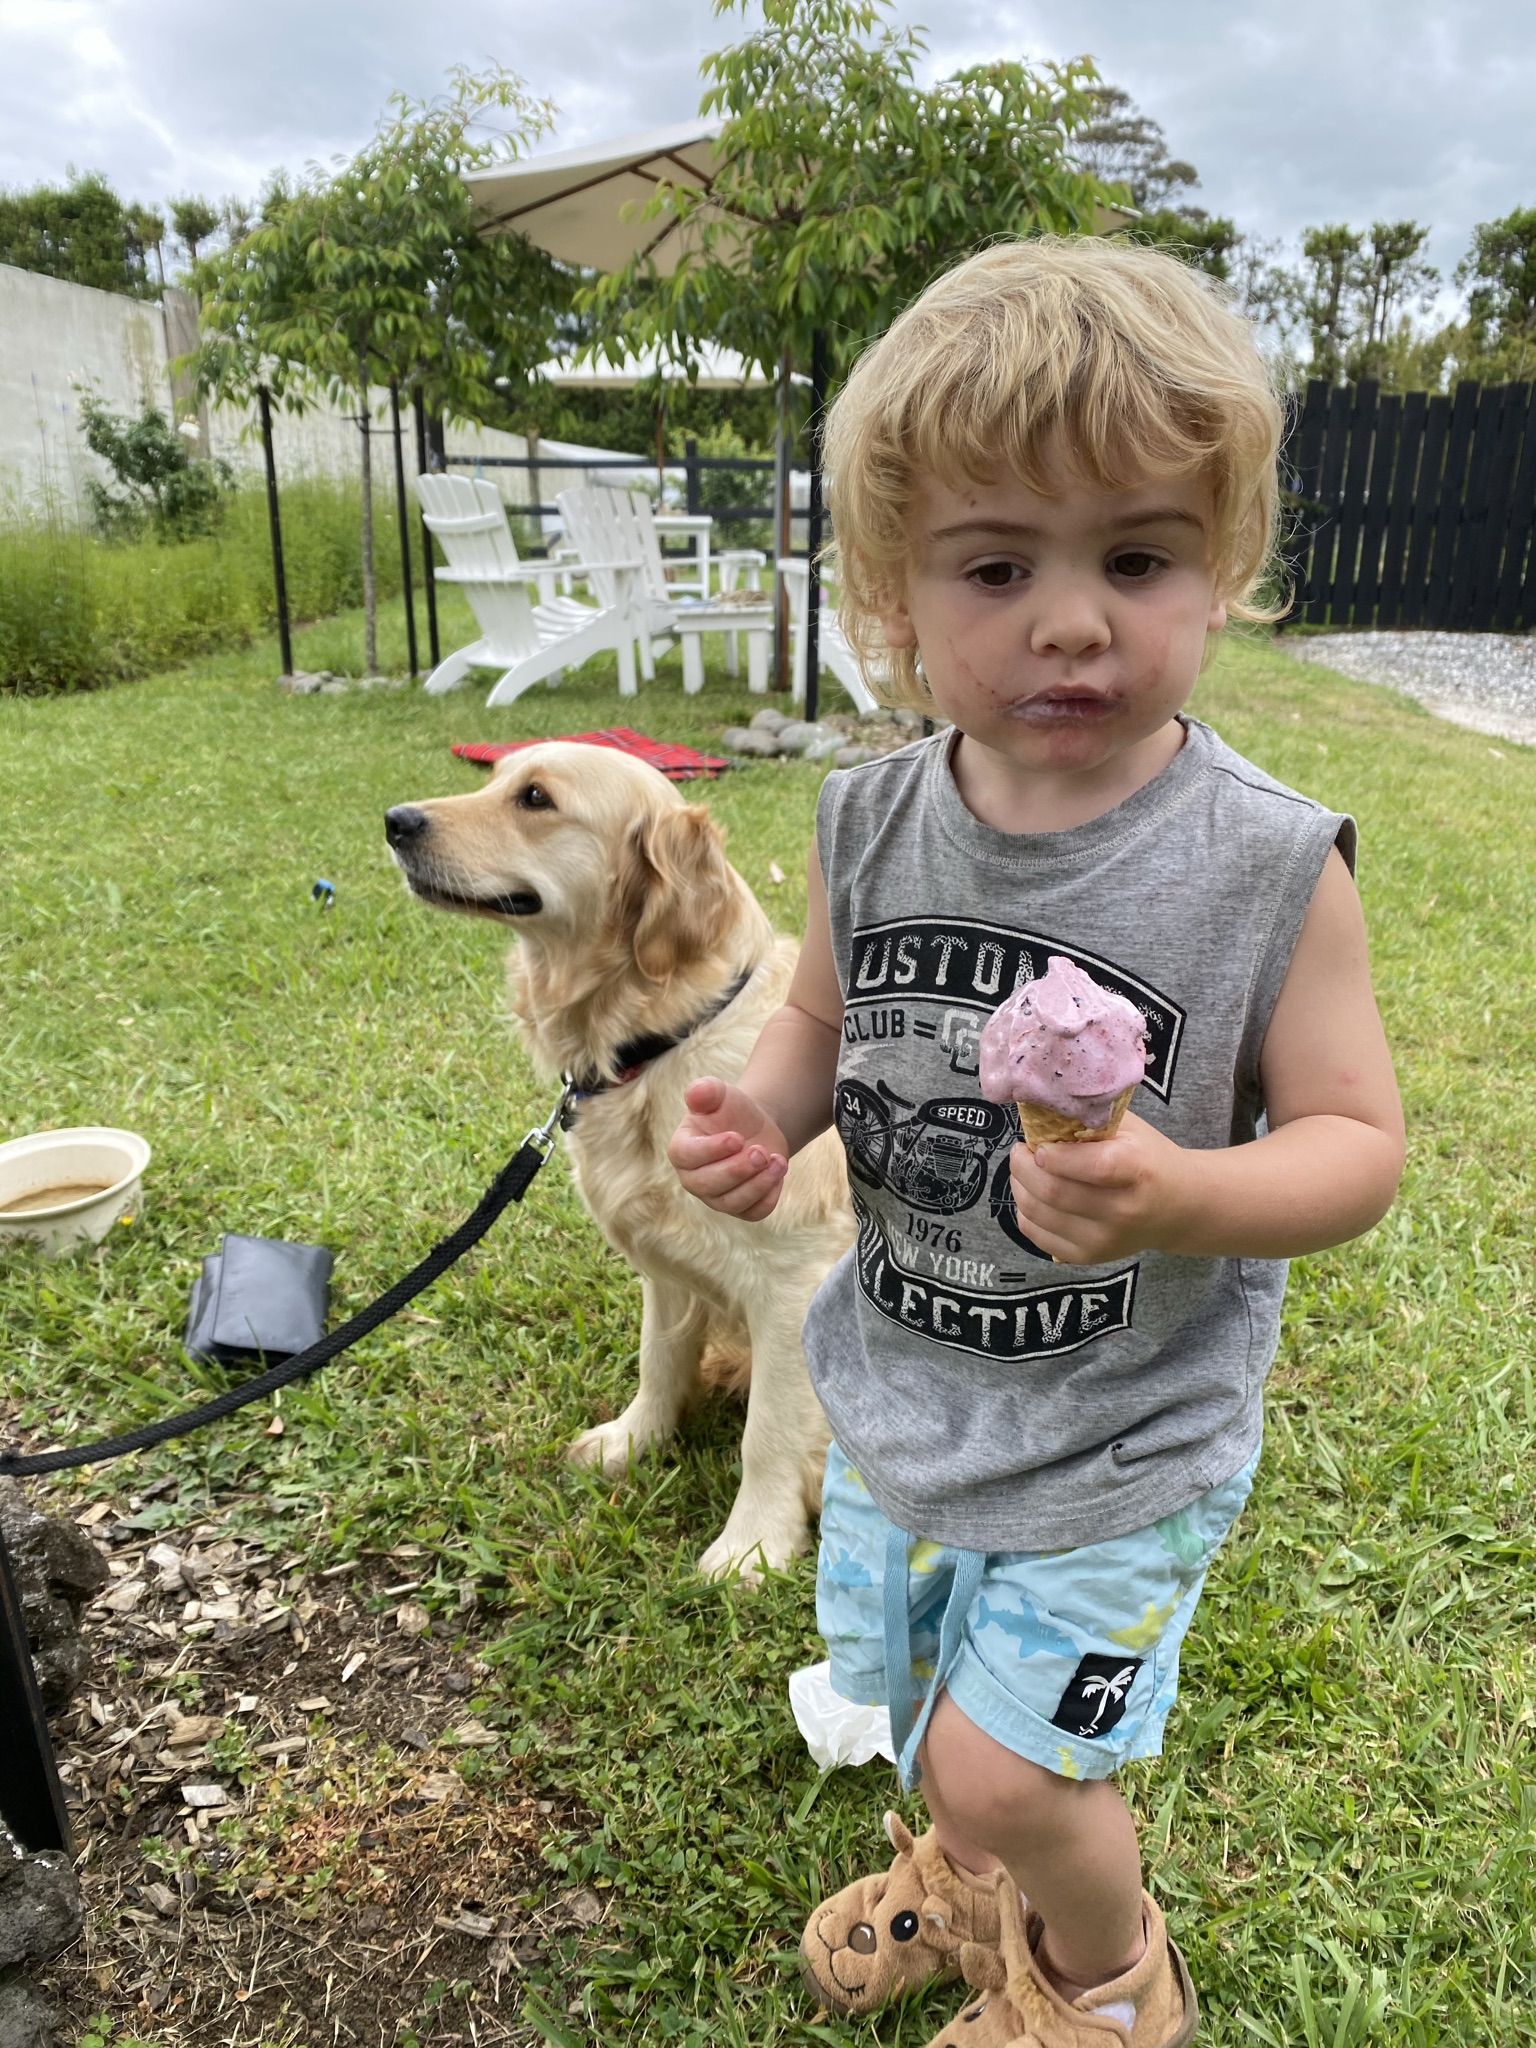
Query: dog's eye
[
  {"left": 516, "top": 782, "right": 554, "bottom": 811},
  {"left": 890, "top": 1910, "right": 919, "bottom": 1942}
]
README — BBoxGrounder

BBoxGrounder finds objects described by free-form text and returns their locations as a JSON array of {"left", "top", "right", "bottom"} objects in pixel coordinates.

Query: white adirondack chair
[
  {"left": 555, "top": 485, "right": 679, "bottom": 682},
  {"left": 416, "top": 473, "right": 642, "bottom": 703},
  {"left": 777, "top": 558, "right": 882, "bottom": 713},
  {"left": 621, "top": 490, "right": 689, "bottom": 609}
]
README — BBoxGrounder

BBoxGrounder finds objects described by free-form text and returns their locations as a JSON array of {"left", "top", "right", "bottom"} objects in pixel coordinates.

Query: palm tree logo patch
[{"left": 1050, "top": 1655, "right": 1143, "bottom": 1738}]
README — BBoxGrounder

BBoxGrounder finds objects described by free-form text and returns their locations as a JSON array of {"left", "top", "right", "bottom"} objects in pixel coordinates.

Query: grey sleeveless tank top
[{"left": 805, "top": 717, "right": 1355, "bottom": 1550}]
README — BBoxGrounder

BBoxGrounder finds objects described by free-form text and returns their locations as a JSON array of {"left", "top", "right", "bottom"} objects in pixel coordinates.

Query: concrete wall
[
  {"left": 0, "top": 265, "right": 170, "bottom": 515},
  {"left": 202, "top": 392, "right": 537, "bottom": 512},
  {"left": 0, "top": 262, "right": 535, "bottom": 518}
]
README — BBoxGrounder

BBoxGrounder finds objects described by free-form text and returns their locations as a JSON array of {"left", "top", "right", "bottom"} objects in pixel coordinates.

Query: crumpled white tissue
[{"left": 789, "top": 1660, "right": 896, "bottom": 1770}]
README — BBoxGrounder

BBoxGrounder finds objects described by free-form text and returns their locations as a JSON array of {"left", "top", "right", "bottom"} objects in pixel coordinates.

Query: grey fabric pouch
[{"left": 185, "top": 1233, "right": 333, "bottom": 1365}]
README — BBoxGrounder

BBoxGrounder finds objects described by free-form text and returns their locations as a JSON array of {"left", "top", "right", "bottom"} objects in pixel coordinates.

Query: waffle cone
[{"left": 1016, "top": 1085, "right": 1134, "bottom": 1149}]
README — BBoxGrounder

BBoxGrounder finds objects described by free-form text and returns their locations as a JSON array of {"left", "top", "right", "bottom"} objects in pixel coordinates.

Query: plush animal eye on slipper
[
  {"left": 387, "top": 741, "right": 854, "bottom": 1581},
  {"left": 798, "top": 1810, "right": 1006, "bottom": 2015}
]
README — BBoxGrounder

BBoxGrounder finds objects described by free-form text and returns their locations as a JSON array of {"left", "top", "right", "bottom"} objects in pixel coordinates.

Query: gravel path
[{"left": 1281, "top": 630, "right": 1536, "bottom": 746}]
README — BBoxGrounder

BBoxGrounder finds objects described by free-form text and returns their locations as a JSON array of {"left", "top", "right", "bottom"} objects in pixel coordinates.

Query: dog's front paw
[
  {"left": 568, "top": 1404, "right": 672, "bottom": 1478},
  {"left": 696, "top": 1509, "right": 809, "bottom": 1585}
]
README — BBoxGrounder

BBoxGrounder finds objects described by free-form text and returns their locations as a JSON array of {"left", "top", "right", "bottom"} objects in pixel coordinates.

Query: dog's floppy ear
[{"left": 616, "top": 804, "right": 737, "bottom": 983}]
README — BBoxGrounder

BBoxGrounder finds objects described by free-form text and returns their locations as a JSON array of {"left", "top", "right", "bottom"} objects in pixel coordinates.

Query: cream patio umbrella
[
  {"left": 465, "top": 121, "right": 729, "bottom": 276},
  {"left": 534, "top": 343, "right": 769, "bottom": 386},
  {"left": 466, "top": 124, "right": 808, "bottom": 695}
]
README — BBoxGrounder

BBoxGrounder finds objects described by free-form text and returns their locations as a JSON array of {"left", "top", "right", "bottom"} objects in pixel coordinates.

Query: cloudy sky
[{"left": 3, "top": 0, "right": 1533, "bottom": 291}]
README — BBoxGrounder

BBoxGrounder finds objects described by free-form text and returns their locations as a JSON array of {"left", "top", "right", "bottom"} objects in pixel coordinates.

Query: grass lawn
[{"left": 2, "top": 607, "right": 1534, "bottom": 2047}]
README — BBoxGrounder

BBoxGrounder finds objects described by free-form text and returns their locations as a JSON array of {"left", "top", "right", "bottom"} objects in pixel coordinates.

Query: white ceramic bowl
[{"left": 0, "top": 1128, "right": 151, "bottom": 1255}]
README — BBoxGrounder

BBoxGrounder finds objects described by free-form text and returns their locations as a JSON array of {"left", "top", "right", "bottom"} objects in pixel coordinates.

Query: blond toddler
[{"left": 670, "top": 238, "right": 1404, "bottom": 2046}]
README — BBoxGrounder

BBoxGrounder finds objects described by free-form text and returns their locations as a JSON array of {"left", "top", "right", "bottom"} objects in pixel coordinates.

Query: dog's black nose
[{"left": 385, "top": 805, "right": 430, "bottom": 847}]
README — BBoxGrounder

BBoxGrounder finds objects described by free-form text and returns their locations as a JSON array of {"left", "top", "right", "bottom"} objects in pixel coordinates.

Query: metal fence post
[
  {"left": 257, "top": 384, "right": 293, "bottom": 679},
  {"left": 414, "top": 394, "right": 441, "bottom": 670},
  {"left": 0, "top": 1522, "right": 71, "bottom": 1855},
  {"left": 805, "top": 328, "right": 828, "bottom": 727},
  {"left": 685, "top": 436, "right": 700, "bottom": 518},
  {"left": 390, "top": 381, "right": 419, "bottom": 680},
  {"left": 773, "top": 349, "right": 793, "bottom": 693}
]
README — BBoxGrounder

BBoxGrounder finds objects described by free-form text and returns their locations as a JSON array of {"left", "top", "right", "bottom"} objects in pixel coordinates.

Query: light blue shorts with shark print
[{"left": 817, "top": 1444, "right": 1259, "bottom": 1784}]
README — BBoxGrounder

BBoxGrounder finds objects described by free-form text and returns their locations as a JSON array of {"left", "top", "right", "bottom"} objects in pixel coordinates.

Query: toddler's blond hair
[{"left": 824, "top": 236, "right": 1284, "bottom": 708}]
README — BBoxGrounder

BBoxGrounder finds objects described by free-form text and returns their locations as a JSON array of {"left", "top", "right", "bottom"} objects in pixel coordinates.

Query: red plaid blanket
[{"left": 452, "top": 728, "right": 731, "bottom": 781}]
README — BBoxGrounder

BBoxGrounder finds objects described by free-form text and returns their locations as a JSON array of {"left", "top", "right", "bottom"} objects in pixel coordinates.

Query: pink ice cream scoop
[{"left": 978, "top": 955, "right": 1147, "bottom": 1140}]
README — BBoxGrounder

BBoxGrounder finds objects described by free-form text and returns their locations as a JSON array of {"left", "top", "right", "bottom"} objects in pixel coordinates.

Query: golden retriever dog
[{"left": 385, "top": 743, "right": 853, "bottom": 1580}]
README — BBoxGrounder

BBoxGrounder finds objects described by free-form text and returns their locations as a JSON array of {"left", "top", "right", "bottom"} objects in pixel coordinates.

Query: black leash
[{"left": 0, "top": 1086, "right": 573, "bottom": 1481}]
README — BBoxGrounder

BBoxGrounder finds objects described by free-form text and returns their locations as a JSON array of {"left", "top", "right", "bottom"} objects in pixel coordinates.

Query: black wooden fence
[{"left": 1283, "top": 377, "right": 1536, "bottom": 631}]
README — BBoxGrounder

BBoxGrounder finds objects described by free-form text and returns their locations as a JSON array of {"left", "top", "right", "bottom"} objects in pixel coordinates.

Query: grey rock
[
  {"left": 278, "top": 673, "right": 322, "bottom": 695},
  {"left": 773, "top": 720, "right": 837, "bottom": 755},
  {"left": 803, "top": 735, "right": 844, "bottom": 762},
  {"left": 0, "top": 1848, "right": 83, "bottom": 1972},
  {"left": 720, "top": 726, "right": 780, "bottom": 756},
  {"left": 748, "top": 707, "right": 790, "bottom": 734},
  {"left": 0, "top": 1482, "right": 107, "bottom": 1709},
  {"left": 833, "top": 744, "right": 876, "bottom": 768},
  {"left": 892, "top": 708, "right": 925, "bottom": 728},
  {"left": 0, "top": 1968, "right": 57, "bottom": 2048},
  {"left": 318, "top": 680, "right": 350, "bottom": 696}
]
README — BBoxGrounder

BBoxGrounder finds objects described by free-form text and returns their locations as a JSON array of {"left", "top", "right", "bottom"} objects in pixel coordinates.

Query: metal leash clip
[{"left": 524, "top": 1080, "right": 576, "bottom": 1159}]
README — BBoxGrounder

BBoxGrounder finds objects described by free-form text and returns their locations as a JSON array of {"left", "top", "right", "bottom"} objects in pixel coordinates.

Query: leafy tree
[
  {"left": 1211, "top": 234, "right": 1310, "bottom": 385},
  {"left": 0, "top": 172, "right": 155, "bottom": 296},
  {"left": 1297, "top": 224, "right": 1362, "bottom": 384},
  {"left": 1351, "top": 221, "right": 1438, "bottom": 379},
  {"left": 1363, "top": 319, "right": 1458, "bottom": 394},
  {"left": 1132, "top": 206, "right": 1241, "bottom": 283},
  {"left": 686, "top": 419, "right": 775, "bottom": 549},
  {"left": 1455, "top": 207, "right": 1536, "bottom": 381},
  {"left": 1073, "top": 84, "right": 1197, "bottom": 212},
  {"left": 170, "top": 196, "right": 221, "bottom": 268},
  {"left": 1282, "top": 220, "right": 1438, "bottom": 386},
  {"left": 125, "top": 203, "right": 167, "bottom": 291},
  {"left": 519, "top": 377, "right": 777, "bottom": 457},
  {"left": 194, "top": 65, "right": 566, "bottom": 670},
  {"left": 585, "top": 0, "right": 1111, "bottom": 386},
  {"left": 1070, "top": 83, "right": 1238, "bottom": 283},
  {"left": 219, "top": 197, "right": 255, "bottom": 247},
  {"left": 76, "top": 391, "right": 233, "bottom": 540}
]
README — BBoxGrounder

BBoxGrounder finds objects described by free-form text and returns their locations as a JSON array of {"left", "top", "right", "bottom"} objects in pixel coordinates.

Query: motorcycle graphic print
[{"left": 835, "top": 1079, "right": 1014, "bottom": 1214}]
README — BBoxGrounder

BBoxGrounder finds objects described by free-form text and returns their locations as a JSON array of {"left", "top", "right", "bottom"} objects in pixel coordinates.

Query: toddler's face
[{"left": 879, "top": 456, "right": 1227, "bottom": 784}]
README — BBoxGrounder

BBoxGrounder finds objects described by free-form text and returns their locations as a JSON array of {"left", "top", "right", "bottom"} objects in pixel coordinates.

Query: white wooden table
[
  {"left": 672, "top": 599, "right": 773, "bottom": 693},
  {"left": 653, "top": 513, "right": 713, "bottom": 600}
]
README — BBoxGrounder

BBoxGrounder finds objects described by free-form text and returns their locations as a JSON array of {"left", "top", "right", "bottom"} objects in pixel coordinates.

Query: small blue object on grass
[{"left": 311, "top": 879, "right": 336, "bottom": 909}]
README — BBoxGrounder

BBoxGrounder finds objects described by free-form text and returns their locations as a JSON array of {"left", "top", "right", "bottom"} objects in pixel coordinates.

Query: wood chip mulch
[{"left": 34, "top": 1483, "right": 592, "bottom": 2046}]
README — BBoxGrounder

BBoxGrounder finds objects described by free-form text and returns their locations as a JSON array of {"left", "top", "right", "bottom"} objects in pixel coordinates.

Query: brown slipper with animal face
[
  {"left": 925, "top": 1870, "right": 1199, "bottom": 2047},
  {"left": 918, "top": 1938, "right": 1017, "bottom": 2044},
  {"left": 799, "top": 1811, "right": 1006, "bottom": 2014}
]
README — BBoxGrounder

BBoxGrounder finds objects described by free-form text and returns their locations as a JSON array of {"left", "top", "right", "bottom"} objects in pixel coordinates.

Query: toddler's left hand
[{"left": 1009, "top": 1111, "right": 1195, "bottom": 1265}]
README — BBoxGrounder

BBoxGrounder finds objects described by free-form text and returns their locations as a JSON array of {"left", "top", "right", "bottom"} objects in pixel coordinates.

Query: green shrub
[
  {"left": 77, "top": 393, "right": 235, "bottom": 541},
  {"left": 0, "top": 478, "right": 406, "bottom": 693},
  {"left": 689, "top": 422, "right": 774, "bottom": 554}
]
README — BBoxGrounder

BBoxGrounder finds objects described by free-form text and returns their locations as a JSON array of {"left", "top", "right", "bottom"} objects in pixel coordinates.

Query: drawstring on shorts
[{"left": 882, "top": 1524, "right": 985, "bottom": 1790}]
